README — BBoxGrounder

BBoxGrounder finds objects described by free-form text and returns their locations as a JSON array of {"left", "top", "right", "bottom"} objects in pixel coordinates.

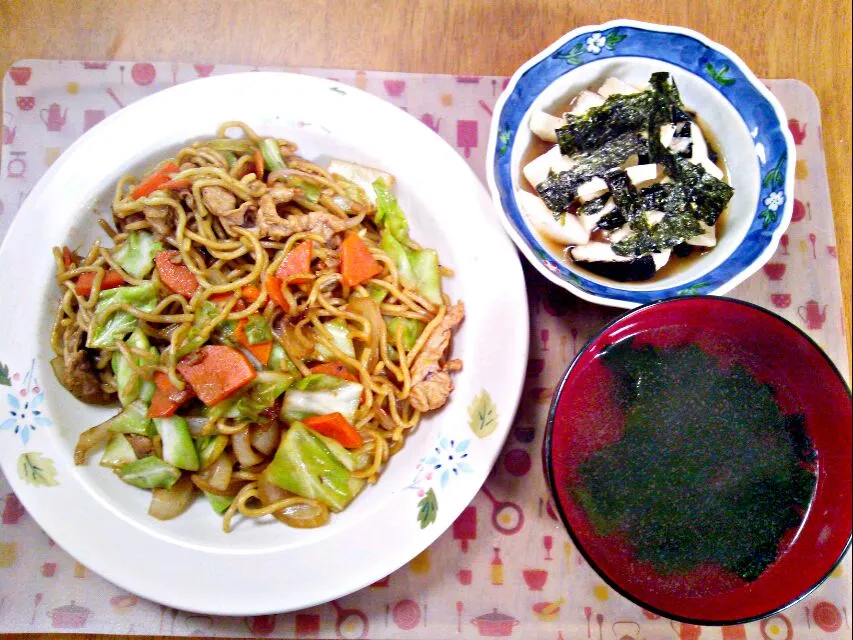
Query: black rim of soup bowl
[{"left": 542, "top": 295, "right": 853, "bottom": 626}]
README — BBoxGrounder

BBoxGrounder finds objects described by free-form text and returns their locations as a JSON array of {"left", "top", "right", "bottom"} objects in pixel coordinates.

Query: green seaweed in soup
[{"left": 574, "top": 339, "right": 816, "bottom": 581}]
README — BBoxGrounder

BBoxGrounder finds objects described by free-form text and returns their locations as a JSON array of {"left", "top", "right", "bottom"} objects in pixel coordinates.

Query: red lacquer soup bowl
[{"left": 544, "top": 296, "right": 852, "bottom": 625}]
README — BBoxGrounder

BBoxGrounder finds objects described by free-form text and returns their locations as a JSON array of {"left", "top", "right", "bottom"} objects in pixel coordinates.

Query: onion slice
[
  {"left": 251, "top": 421, "right": 281, "bottom": 456},
  {"left": 73, "top": 421, "right": 112, "bottom": 465},
  {"left": 148, "top": 474, "right": 195, "bottom": 520},
  {"left": 232, "top": 428, "right": 264, "bottom": 467},
  {"left": 348, "top": 295, "right": 382, "bottom": 372}
]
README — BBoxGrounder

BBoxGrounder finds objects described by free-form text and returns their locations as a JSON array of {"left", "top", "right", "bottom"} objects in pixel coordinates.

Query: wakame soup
[{"left": 568, "top": 336, "right": 816, "bottom": 586}]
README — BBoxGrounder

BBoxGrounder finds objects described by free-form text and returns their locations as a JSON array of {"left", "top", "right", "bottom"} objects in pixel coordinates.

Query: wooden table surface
[{"left": 0, "top": 1, "right": 850, "bottom": 638}]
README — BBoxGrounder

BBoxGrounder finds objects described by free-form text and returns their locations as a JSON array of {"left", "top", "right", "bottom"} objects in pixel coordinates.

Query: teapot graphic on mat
[
  {"left": 797, "top": 300, "right": 827, "bottom": 330},
  {"left": 40, "top": 103, "right": 68, "bottom": 132}
]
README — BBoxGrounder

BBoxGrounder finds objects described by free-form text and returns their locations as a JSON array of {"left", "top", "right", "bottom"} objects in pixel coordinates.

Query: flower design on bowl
[
  {"left": 764, "top": 191, "right": 786, "bottom": 211},
  {"left": 585, "top": 33, "right": 607, "bottom": 54}
]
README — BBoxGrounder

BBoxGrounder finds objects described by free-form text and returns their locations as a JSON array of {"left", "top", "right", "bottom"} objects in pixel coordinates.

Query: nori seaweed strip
[
  {"left": 645, "top": 73, "right": 734, "bottom": 226},
  {"left": 536, "top": 132, "right": 646, "bottom": 214},
  {"left": 576, "top": 194, "right": 627, "bottom": 231},
  {"left": 672, "top": 158, "right": 734, "bottom": 225},
  {"left": 603, "top": 168, "right": 647, "bottom": 231},
  {"left": 576, "top": 255, "right": 657, "bottom": 282},
  {"left": 576, "top": 195, "right": 609, "bottom": 216},
  {"left": 614, "top": 213, "right": 703, "bottom": 256},
  {"left": 556, "top": 91, "right": 655, "bottom": 155},
  {"left": 605, "top": 169, "right": 702, "bottom": 257}
]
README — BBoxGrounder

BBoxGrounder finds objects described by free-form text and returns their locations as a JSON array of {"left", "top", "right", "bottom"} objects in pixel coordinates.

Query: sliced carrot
[
  {"left": 304, "top": 413, "right": 364, "bottom": 448},
  {"left": 131, "top": 162, "right": 179, "bottom": 199},
  {"left": 158, "top": 178, "right": 191, "bottom": 191},
  {"left": 75, "top": 269, "right": 125, "bottom": 297},
  {"left": 265, "top": 274, "right": 289, "bottom": 311},
  {"left": 340, "top": 233, "right": 381, "bottom": 288},
  {"left": 275, "top": 241, "right": 313, "bottom": 283},
  {"left": 147, "top": 371, "right": 195, "bottom": 418},
  {"left": 241, "top": 285, "right": 261, "bottom": 303},
  {"left": 176, "top": 345, "right": 256, "bottom": 406},
  {"left": 233, "top": 317, "right": 273, "bottom": 366},
  {"left": 155, "top": 250, "right": 199, "bottom": 299},
  {"left": 62, "top": 246, "right": 73, "bottom": 267},
  {"left": 309, "top": 361, "right": 359, "bottom": 384},
  {"left": 253, "top": 147, "right": 264, "bottom": 178}
]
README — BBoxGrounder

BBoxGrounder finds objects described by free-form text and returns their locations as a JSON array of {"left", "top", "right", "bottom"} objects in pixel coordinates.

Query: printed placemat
[{"left": 1, "top": 60, "right": 849, "bottom": 639}]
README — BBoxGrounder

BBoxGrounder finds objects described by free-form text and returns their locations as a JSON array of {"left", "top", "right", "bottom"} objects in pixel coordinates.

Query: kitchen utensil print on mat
[
  {"left": 331, "top": 600, "right": 369, "bottom": 639},
  {"left": 471, "top": 609, "right": 519, "bottom": 637},
  {"left": 759, "top": 613, "right": 793, "bottom": 639},
  {"left": 453, "top": 505, "right": 477, "bottom": 551},
  {"left": 39, "top": 104, "right": 68, "bottom": 132},
  {"left": 798, "top": 299, "right": 827, "bottom": 330},
  {"left": 481, "top": 485, "right": 524, "bottom": 534}
]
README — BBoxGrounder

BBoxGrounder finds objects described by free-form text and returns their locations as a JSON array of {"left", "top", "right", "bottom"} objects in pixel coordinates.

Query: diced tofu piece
[
  {"left": 576, "top": 177, "right": 608, "bottom": 202},
  {"left": 523, "top": 145, "right": 575, "bottom": 188},
  {"left": 597, "top": 77, "right": 643, "bottom": 98},
  {"left": 688, "top": 125, "right": 725, "bottom": 180},
  {"left": 570, "top": 241, "right": 632, "bottom": 263},
  {"left": 516, "top": 190, "right": 590, "bottom": 246},
  {"left": 580, "top": 211, "right": 604, "bottom": 232},
  {"left": 569, "top": 90, "right": 605, "bottom": 115},
  {"left": 659, "top": 123, "right": 677, "bottom": 149},
  {"left": 652, "top": 249, "right": 672, "bottom": 270},
  {"left": 608, "top": 224, "right": 634, "bottom": 244},
  {"left": 327, "top": 160, "right": 395, "bottom": 204},
  {"left": 529, "top": 111, "right": 563, "bottom": 142},
  {"left": 687, "top": 221, "right": 717, "bottom": 247},
  {"left": 646, "top": 211, "right": 666, "bottom": 227},
  {"left": 579, "top": 198, "right": 616, "bottom": 232},
  {"left": 669, "top": 137, "right": 692, "bottom": 155},
  {"left": 627, "top": 163, "right": 661, "bottom": 187},
  {"left": 575, "top": 164, "right": 660, "bottom": 203}
]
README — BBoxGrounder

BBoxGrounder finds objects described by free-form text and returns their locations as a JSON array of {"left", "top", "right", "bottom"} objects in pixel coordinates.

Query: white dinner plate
[{"left": 0, "top": 72, "right": 529, "bottom": 614}]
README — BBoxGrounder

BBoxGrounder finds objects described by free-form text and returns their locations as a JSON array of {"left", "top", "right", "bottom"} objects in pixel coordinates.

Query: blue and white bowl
[{"left": 486, "top": 20, "right": 795, "bottom": 307}]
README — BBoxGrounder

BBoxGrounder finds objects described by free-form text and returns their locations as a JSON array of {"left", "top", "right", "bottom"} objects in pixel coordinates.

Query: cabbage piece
[
  {"left": 88, "top": 283, "right": 158, "bottom": 348},
  {"left": 118, "top": 456, "right": 181, "bottom": 490},
  {"left": 385, "top": 316, "right": 424, "bottom": 350},
  {"left": 313, "top": 318, "right": 355, "bottom": 362},
  {"left": 281, "top": 374, "right": 363, "bottom": 423},
  {"left": 262, "top": 422, "right": 356, "bottom": 511},
  {"left": 111, "top": 328, "right": 155, "bottom": 406},
  {"left": 153, "top": 416, "right": 200, "bottom": 471},
  {"left": 112, "top": 231, "right": 162, "bottom": 278}
]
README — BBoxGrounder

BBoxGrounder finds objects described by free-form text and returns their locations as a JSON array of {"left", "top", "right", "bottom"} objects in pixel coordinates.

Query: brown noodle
[{"left": 52, "top": 122, "right": 460, "bottom": 532}]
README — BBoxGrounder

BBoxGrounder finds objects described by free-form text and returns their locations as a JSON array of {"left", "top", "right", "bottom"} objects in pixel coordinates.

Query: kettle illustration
[
  {"left": 40, "top": 103, "right": 68, "bottom": 132},
  {"left": 798, "top": 300, "right": 827, "bottom": 330}
]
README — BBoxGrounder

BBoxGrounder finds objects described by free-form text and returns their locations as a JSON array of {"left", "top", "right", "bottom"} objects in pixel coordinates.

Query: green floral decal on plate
[
  {"left": 417, "top": 488, "right": 438, "bottom": 529},
  {"left": 468, "top": 389, "right": 498, "bottom": 438},
  {"left": 705, "top": 63, "right": 736, "bottom": 86},
  {"left": 554, "top": 29, "right": 627, "bottom": 66},
  {"left": 17, "top": 452, "right": 59, "bottom": 487},
  {"left": 0, "top": 362, "right": 10, "bottom": 386}
]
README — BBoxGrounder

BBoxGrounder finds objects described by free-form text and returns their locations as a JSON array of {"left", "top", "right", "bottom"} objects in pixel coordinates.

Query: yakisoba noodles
[{"left": 51, "top": 121, "right": 464, "bottom": 531}]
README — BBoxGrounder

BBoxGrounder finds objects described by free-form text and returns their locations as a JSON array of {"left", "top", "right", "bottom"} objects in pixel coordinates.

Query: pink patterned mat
[{"left": 0, "top": 61, "right": 849, "bottom": 639}]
